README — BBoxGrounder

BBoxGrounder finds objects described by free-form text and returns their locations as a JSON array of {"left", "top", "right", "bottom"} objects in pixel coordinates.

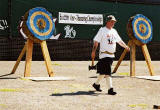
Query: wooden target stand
[
  {"left": 113, "top": 39, "right": 154, "bottom": 76},
  {"left": 113, "top": 14, "right": 155, "bottom": 76},
  {"left": 11, "top": 38, "right": 54, "bottom": 77}
]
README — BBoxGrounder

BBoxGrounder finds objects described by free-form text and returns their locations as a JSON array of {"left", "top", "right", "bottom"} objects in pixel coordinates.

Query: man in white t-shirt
[{"left": 91, "top": 15, "right": 130, "bottom": 95}]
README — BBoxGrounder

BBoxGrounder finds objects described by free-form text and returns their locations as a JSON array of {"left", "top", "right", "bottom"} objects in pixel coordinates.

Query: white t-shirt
[{"left": 93, "top": 27, "right": 122, "bottom": 59}]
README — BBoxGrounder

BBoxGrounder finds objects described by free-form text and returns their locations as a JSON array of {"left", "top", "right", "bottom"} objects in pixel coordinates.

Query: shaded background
[{"left": 0, "top": 0, "right": 159, "bottom": 60}]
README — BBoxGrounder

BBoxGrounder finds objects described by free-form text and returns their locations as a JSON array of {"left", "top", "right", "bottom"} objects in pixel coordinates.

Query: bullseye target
[
  {"left": 132, "top": 14, "right": 152, "bottom": 44},
  {"left": 26, "top": 7, "right": 55, "bottom": 40}
]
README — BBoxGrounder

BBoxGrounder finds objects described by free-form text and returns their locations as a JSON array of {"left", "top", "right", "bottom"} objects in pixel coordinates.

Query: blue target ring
[
  {"left": 26, "top": 7, "right": 55, "bottom": 40},
  {"left": 136, "top": 21, "right": 148, "bottom": 36},
  {"left": 132, "top": 14, "right": 152, "bottom": 44}
]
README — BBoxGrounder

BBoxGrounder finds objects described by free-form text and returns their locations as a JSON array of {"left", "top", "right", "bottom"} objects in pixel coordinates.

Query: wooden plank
[
  {"left": 135, "top": 75, "right": 160, "bottom": 81},
  {"left": 112, "top": 40, "right": 132, "bottom": 73},
  {"left": 11, "top": 43, "right": 26, "bottom": 74},
  {"left": 141, "top": 44, "right": 155, "bottom": 76},
  {"left": 24, "top": 39, "right": 33, "bottom": 77},
  {"left": 24, "top": 77, "right": 74, "bottom": 81},
  {"left": 130, "top": 42, "right": 136, "bottom": 76},
  {"left": 40, "top": 41, "right": 54, "bottom": 77}
]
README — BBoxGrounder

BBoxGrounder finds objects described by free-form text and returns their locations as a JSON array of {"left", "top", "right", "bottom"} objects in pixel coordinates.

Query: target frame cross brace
[{"left": 10, "top": 39, "right": 54, "bottom": 77}]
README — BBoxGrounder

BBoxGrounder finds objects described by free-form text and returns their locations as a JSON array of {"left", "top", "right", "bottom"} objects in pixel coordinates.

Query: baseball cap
[{"left": 106, "top": 15, "right": 117, "bottom": 22}]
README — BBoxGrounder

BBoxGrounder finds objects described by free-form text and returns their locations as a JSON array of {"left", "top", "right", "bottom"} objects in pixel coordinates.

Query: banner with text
[{"left": 59, "top": 12, "right": 103, "bottom": 25}]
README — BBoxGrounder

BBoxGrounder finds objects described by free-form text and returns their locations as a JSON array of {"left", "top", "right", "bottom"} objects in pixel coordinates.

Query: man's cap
[{"left": 106, "top": 15, "right": 117, "bottom": 22}]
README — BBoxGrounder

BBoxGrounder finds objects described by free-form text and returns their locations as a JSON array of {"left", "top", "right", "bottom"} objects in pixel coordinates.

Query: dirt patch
[{"left": 0, "top": 61, "right": 160, "bottom": 110}]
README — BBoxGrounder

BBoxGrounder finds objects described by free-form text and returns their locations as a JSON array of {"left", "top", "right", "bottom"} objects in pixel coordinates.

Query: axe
[{"left": 153, "top": 105, "right": 160, "bottom": 109}]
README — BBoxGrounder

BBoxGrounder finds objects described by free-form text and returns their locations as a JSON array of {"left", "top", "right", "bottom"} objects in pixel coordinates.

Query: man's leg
[
  {"left": 106, "top": 75, "right": 117, "bottom": 95},
  {"left": 95, "top": 75, "right": 105, "bottom": 85},
  {"left": 93, "top": 75, "right": 105, "bottom": 92}
]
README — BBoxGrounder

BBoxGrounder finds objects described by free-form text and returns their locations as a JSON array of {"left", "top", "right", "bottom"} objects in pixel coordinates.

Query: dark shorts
[{"left": 96, "top": 57, "right": 114, "bottom": 75}]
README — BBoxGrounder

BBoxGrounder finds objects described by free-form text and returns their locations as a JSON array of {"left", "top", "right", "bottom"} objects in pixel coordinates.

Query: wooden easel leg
[
  {"left": 40, "top": 41, "right": 54, "bottom": 77},
  {"left": 112, "top": 40, "right": 132, "bottom": 73},
  {"left": 130, "top": 41, "right": 136, "bottom": 76},
  {"left": 11, "top": 43, "right": 26, "bottom": 74},
  {"left": 141, "top": 44, "right": 154, "bottom": 76},
  {"left": 24, "top": 39, "right": 33, "bottom": 77}
]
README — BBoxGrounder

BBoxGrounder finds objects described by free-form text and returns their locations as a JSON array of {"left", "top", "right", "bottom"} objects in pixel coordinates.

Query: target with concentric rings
[
  {"left": 26, "top": 7, "right": 55, "bottom": 40},
  {"left": 132, "top": 14, "right": 152, "bottom": 44}
]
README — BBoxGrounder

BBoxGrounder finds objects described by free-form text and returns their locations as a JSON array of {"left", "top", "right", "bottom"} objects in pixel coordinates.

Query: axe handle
[{"left": 92, "top": 59, "right": 94, "bottom": 66}]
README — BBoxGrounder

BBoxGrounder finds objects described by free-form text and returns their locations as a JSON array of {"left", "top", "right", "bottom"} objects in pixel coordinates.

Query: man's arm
[
  {"left": 118, "top": 40, "right": 130, "bottom": 52},
  {"left": 91, "top": 41, "right": 99, "bottom": 60}
]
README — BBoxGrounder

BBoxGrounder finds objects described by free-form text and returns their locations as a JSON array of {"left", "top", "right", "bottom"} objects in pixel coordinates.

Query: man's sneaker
[
  {"left": 108, "top": 88, "right": 117, "bottom": 95},
  {"left": 92, "top": 83, "right": 102, "bottom": 92}
]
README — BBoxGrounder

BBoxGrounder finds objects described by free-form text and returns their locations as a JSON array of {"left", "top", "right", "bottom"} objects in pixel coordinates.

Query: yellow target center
[
  {"left": 139, "top": 24, "right": 146, "bottom": 34},
  {"left": 37, "top": 19, "right": 46, "bottom": 30}
]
